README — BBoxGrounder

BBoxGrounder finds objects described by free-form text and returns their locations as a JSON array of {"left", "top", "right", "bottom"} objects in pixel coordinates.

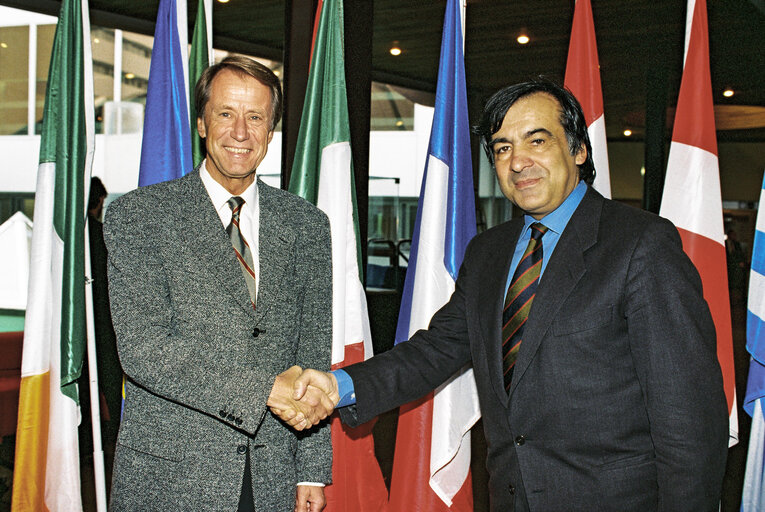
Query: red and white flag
[
  {"left": 659, "top": 0, "right": 738, "bottom": 446},
  {"left": 564, "top": 0, "right": 611, "bottom": 198}
]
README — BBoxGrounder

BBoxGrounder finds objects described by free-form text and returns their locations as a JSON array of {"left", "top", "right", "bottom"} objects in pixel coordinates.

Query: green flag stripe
[
  {"left": 189, "top": 0, "right": 209, "bottom": 167},
  {"left": 289, "top": 0, "right": 363, "bottom": 277},
  {"left": 40, "top": 0, "right": 87, "bottom": 403}
]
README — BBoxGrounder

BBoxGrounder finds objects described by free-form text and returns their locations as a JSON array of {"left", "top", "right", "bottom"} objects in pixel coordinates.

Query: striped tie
[
  {"left": 502, "top": 222, "right": 548, "bottom": 391},
  {"left": 227, "top": 196, "right": 257, "bottom": 307}
]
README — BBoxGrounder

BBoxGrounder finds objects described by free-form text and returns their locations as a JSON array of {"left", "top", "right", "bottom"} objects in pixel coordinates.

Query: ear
[
  {"left": 575, "top": 143, "right": 587, "bottom": 166},
  {"left": 267, "top": 130, "right": 274, "bottom": 144},
  {"left": 196, "top": 117, "right": 206, "bottom": 138}
]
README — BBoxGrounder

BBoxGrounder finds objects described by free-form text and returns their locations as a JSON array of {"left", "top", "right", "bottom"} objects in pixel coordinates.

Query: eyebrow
[{"left": 488, "top": 127, "right": 554, "bottom": 149}]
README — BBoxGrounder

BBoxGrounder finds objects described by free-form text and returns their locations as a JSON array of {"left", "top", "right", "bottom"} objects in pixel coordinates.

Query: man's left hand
[{"left": 295, "top": 485, "right": 326, "bottom": 512}]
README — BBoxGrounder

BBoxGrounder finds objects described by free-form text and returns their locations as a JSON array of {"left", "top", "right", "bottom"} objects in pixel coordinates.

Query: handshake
[{"left": 267, "top": 366, "right": 341, "bottom": 430}]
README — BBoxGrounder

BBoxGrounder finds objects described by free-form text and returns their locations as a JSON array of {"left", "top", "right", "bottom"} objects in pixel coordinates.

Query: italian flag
[
  {"left": 659, "top": 0, "right": 738, "bottom": 446},
  {"left": 11, "top": 0, "right": 95, "bottom": 510},
  {"left": 288, "top": 0, "right": 388, "bottom": 510}
]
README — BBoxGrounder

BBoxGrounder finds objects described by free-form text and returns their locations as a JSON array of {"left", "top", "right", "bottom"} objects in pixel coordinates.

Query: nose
[
  {"left": 510, "top": 149, "right": 533, "bottom": 173},
  {"left": 231, "top": 116, "right": 248, "bottom": 141}
]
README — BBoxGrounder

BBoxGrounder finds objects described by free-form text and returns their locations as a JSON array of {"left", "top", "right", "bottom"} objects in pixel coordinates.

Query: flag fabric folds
[
  {"left": 741, "top": 170, "right": 765, "bottom": 511},
  {"left": 388, "top": 0, "right": 479, "bottom": 509},
  {"left": 563, "top": 0, "right": 611, "bottom": 198},
  {"left": 12, "top": 0, "right": 95, "bottom": 509},
  {"left": 189, "top": 0, "right": 211, "bottom": 168},
  {"left": 288, "top": 0, "right": 388, "bottom": 510},
  {"left": 658, "top": 0, "right": 737, "bottom": 446},
  {"left": 138, "top": 0, "right": 192, "bottom": 187}
]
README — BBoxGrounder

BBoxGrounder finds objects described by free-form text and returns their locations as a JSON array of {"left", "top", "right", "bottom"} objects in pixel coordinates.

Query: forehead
[
  {"left": 207, "top": 69, "right": 271, "bottom": 106},
  {"left": 494, "top": 92, "right": 564, "bottom": 136}
]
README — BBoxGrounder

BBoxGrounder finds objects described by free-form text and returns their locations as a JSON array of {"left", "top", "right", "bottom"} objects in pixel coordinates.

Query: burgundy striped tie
[
  {"left": 227, "top": 196, "right": 257, "bottom": 307},
  {"left": 502, "top": 222, "right": 548, "bottom": 391}
]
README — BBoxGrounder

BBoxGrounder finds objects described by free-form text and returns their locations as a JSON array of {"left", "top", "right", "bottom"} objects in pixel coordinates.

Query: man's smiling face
[
  {"left": 489, "top": 92, "right": 586, "bottom": 219},
  {"left": 197, "top": 68, "right": 274, "bottom": 195}
]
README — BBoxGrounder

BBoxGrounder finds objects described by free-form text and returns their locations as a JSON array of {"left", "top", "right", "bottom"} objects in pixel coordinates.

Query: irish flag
[
  {"left": 288, "top": 0, "right": 388, "bottom": 510},
  {"left": 564, "top": 0, "right": 611, "bottom": 197},
  {"left": 658, "top": 0, "right": 737, "bottom": 446},
  {"left": 12, "top": 0, "right": 95, "bottom": 510}
]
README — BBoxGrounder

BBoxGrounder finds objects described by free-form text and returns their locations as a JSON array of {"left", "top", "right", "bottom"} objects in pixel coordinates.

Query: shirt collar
[
  {"left": 199, "top": 159, "right": 258, "bottom": 213},
  {"left": 523, "top": 180, "right": 587, "bottom": 234}
]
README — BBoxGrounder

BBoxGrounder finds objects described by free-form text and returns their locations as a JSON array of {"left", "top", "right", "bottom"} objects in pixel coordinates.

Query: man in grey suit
[
  {"left": 280, "top": 80, "right": 729, "bottom": 511},
  {"left": 105, "top": 56, "right": 333, "bottom": 511}
]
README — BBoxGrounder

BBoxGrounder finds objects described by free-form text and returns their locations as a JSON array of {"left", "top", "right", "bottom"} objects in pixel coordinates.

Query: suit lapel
[
  {"left": 507, "top": 188, "right": 603, "bottom": 397},
  {"left": 254, "top": 180, "right": 296, "bottom": 325},
  {"left": 179, "top": 170, "right": 256, "bottom": 316}
]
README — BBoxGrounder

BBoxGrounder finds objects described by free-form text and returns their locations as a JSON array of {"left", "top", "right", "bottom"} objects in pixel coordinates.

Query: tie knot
[
  {"left": 530, "top": 222, "right": 548, "bottom": 240},
  {"left": 227, "top": 196, "right": 245, "bottom": 219}
]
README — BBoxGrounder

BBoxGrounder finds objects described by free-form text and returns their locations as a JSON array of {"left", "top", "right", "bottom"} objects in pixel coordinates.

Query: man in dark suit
[
  {"left": 280, "top": 80, "right": 729, "bottom": 511},
  {"left": 105, "top": 56, "right": 333, "bottom": 512}
]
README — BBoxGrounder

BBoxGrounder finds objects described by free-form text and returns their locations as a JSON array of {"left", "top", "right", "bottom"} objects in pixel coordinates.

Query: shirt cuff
[
  {"left": 331, "top": 369, "right": 356, "bottom": 407},
  {"left": 297, "top": 482, "right": 325, "bottom": 487}
]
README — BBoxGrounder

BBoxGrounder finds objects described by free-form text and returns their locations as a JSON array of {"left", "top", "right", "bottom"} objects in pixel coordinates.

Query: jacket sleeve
[
  {"left": 293, "top": 212, "right": 333, "bottom": 484},
  {"left": 625, "top": 217, "right": 729, "bottom": 511}
]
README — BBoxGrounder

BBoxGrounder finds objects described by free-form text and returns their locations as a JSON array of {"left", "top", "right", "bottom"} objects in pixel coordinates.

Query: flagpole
[{"left": 84, "top": 218, "right": 108, "bottom": 511}]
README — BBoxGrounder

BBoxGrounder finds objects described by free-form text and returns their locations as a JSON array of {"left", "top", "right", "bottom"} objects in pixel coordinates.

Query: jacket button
[
  {"left": 219, "top": 410, "right": 227, "bottom": 418},
  {"left": 252, "top": 327, "right": 261, "bottom": 337},
  {"left": 237, "top": 444, "right": 247, "bottom": 455},
  {"left": 509, "top": 484, "right": 515, "bottom": 495},
  {"left": 515, "top": 435, "right": 525, "bottom": 446}
]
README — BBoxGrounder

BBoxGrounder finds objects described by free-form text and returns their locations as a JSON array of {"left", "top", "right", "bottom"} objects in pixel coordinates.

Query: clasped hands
[{"left": 267, "top": 366, "right": 340, "bottom": 430}]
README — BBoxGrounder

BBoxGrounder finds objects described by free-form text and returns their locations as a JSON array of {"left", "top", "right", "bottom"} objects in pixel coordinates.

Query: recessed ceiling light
[
  {"left": 723, "top": 88, "right": 734, "bottom": 97},
  {"left": 623, "top": 129, "right": 632, "bottom": 137},
  {"left": 93, "top": 38, "right": 100, "bottom": 44},
  {"left": 218, "top": 0, "right": 229, "bottom": 3},
  {"left": 390, "top": 46, "right": 402, "bottom": 56},
  {"left": 395, "top": 120, "right": 404, "bottom": 127},
  {"left": 0, "top": 43, "right": 7, "bottom": 49},
  {"left": 125, "top": 72, "right": 135, "bottom": 79},
  {"left": 517, "top": 34, "right": 529, "bottom": 45}
]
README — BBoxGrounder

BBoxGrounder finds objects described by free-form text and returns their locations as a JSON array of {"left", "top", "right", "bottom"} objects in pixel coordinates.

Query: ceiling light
[
  {"left": 395, "top": 120, "right": 404, "bottom": 127},
  {"left": 94, "top": 38, "right": 100, "bottom": 44},
  {"left": 623, "top": 129, "right": 632, "bottom": 137},
  {"left": 0, "top": 43, "right": 7, "bottom": 49},
  {"left": 640, "top": 166, "right": 645, "bottom": 176},
  {"left": 723, "top": 88, "right": 734, "bottom": 98},
  {"left": 218, "top": 0, "right": 229, "bottom": 3},
  {"left": 390, "top": 46, "right": 402, "bottom": 56},
  {"left": 125, "top": 72, "right": 135, "bottom": 79},
  {"left": 517, "top": 34, "right": 529, "bottom": 45}
]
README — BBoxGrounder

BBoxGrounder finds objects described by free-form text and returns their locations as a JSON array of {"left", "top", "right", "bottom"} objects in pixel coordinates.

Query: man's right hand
[
  {"left": 268, "top": 366, "right": 336, "bottom": 430},
  {"left": 268, "top": 368, "right": 340, "bottom": 431}
]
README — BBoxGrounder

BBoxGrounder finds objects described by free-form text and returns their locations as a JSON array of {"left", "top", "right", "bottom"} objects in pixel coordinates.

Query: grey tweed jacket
[{"left": 103, "top": 169, "right": 332, "bottom": 511}]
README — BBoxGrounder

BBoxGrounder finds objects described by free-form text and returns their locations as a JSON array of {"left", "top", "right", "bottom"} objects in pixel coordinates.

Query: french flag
[{"left": 387, "top": 0, "right": 480, "bottom": 509}]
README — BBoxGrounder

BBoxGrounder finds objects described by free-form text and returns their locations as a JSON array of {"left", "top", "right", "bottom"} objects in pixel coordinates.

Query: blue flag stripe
[
  {"left": 744, "top": 171, "right": 765, "bottom": 415},
  {"left": 138, "top": 0, "right": 192, "bottom": 187}
]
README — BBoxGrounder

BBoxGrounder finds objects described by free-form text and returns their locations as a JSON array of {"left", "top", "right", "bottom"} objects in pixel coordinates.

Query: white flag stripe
[
  {"left": 682, "top": 0, "right": 697, "bottom": 63},
  {"left": 756, "top": 187, "right": 765, "bottom": 233},
  {"left": 659, "top": 142, "right": 724, "bottom": 243},
  {"left": 588, "top": 114, "right": 611, "bottom": 198},
  {"left": 316, "top": 141, "right": 373, "bottom": 365},
  {"left": 408, "top": 155, "right": 480, "bottom": 505},
  {"left": 742, "top": 399, "right": 765, "bottom": 511},
  {"left": 22, "top": 162, "right": 56, "bottom": 376},
  {"left": 750, "top": 271, "right": 765, "bottom": 322}
]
